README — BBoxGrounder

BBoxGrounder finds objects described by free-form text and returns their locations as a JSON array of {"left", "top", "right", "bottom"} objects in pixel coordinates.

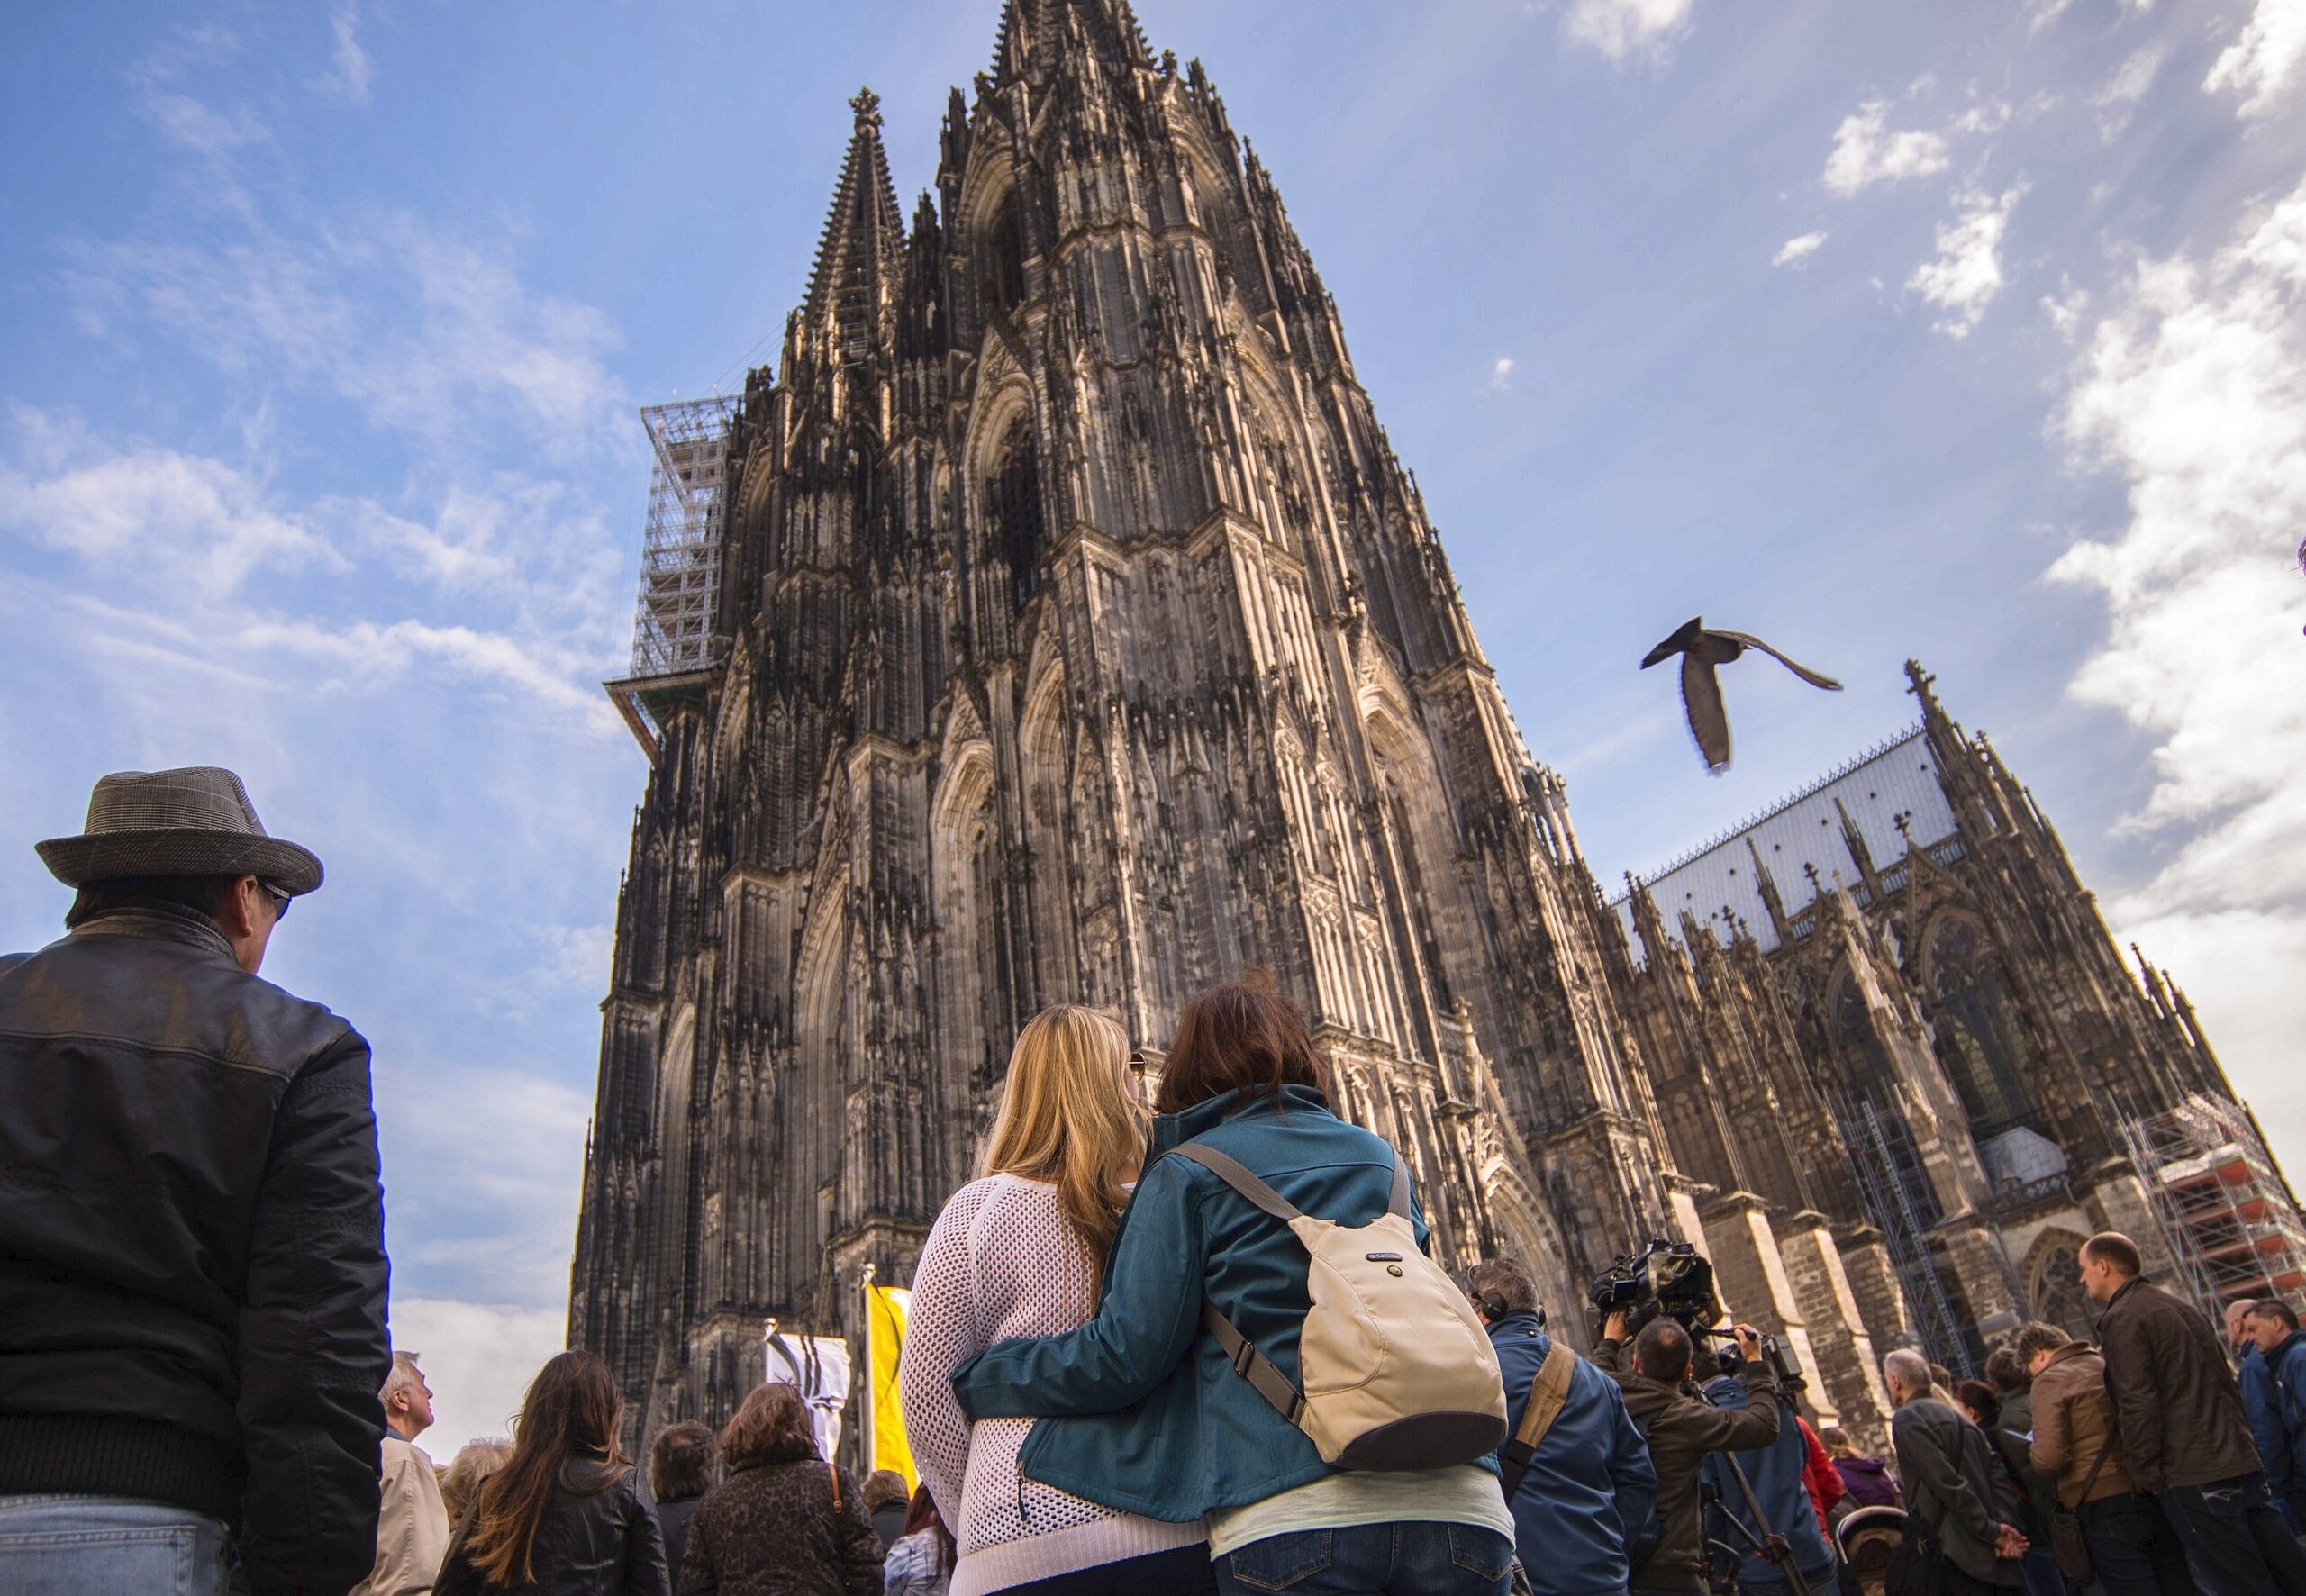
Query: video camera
[
  {"left": 1589, "top": 1238, "right": 1722, "bottom": 1338},
  {"left": 1717, "top": 1329, "right": 1806, "bottom": 1391}
]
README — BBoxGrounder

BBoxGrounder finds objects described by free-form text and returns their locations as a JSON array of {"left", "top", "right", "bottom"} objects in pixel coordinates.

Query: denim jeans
[
  {"left": 0, "top": 1493, "right": 231, "bottom": 1595},
  {"left": 1214, "top": 1521, "right": 1514, "bottom": 1595},
  {"left": 2156, "top": 1473, "right": 2306, "bottom": 1596},
  {"left": 2078, "top": 1490, "right": 2194, "bottom": 1596}
]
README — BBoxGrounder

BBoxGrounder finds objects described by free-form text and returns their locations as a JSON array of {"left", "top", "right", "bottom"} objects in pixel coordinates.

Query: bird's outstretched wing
[
  {"left": 1681, "top": 651, "right": 1732, "bottom": 771},
  {"left": 1715, "top": 630, "right": 1843, "bottom": 691}
]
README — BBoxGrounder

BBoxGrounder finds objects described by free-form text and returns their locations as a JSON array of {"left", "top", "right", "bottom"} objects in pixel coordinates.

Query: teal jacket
[{"left": 951, "top": 1084, "right": 1463, "bottom": 1522}]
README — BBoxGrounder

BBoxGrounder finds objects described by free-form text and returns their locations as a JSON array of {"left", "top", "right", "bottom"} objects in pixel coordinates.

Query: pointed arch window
[
  {"left": 1925, "top": 917, "right": 2039, "bottom": 1138},
  {"left": 983, "top": 187, "right": 1026, "bottom": 318},
  {"left": 987, "top": 417, "right": 1044, "bottom": 611}
]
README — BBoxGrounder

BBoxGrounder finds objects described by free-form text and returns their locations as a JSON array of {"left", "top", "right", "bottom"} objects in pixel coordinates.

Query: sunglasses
[{"left": 259, "top": 880, "right": 291, "bottom": 921}]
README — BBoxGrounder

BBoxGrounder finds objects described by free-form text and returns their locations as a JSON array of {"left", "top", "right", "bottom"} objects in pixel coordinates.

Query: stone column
[{"left": 1776, "top": 1213, "right": 1895, "bottom": 1453}]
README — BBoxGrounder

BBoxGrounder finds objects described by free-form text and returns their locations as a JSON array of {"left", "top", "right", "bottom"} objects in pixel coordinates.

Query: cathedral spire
[
  {"left": 802, "top": 87, "right": 908, "bottom": 366},
  {"left": 989, "top": 0, "right": 1152, "bottom": 84}
]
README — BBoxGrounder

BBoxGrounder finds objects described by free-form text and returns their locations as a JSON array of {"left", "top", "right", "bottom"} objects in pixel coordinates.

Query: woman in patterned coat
[{"left": 676, "top": 1383, "right": 882, "bottom": 1596}]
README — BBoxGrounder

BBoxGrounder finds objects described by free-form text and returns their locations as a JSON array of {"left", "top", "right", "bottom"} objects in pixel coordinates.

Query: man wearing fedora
[{"left": 0, "top": 767, "right": 391, "bottom": 1595}]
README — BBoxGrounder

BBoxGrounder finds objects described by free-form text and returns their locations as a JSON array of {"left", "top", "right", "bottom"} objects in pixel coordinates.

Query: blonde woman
[{"left": 901, "top": 1006, "right": 1213, "bottom": 1596}]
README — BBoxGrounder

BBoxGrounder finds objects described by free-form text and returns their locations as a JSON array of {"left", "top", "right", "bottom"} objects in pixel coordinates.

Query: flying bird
[{"left": 1640, "top": 617, "right": 1843, "bottom": 773}]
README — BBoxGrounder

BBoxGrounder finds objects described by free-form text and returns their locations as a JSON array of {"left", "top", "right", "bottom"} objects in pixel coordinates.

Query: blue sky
[{"left": 5, "top": 0, "right": 2303, "bottom": 1454}]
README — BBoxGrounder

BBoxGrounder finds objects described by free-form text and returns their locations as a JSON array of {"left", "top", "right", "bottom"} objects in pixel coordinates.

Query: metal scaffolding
[
  {"left": 607, "top": 395, "right": 740, "bottom": 755},
  {"left": 2119, "top": 1093, "right": 2306, "bottom": 1314}
]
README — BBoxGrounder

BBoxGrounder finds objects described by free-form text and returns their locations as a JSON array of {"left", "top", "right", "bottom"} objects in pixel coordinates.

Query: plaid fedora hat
[{"left": 35, "top": 767, "right": 323, "bottom": 894}]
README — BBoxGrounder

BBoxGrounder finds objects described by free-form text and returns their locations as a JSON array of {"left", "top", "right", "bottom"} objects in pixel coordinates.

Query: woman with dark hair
[
  {"left": 649, "top": 1421, "right": 717, "bottom": 1584},
  {"left": 954, "top": 975, "right": 1516, "bottom": 1596},
  {"left": 675, "top": 1383, "right": 882, "bottom": 1595},
  {"left": 884, "top": 1485, "right": 957, "bottom": 1596},
  {"left": 434, "top": 1350, "right": 667, "bottom": 1595}
]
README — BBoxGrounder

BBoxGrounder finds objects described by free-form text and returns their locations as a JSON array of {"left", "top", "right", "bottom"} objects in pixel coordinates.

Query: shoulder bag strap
[
  {"left": 827, "top": 1461, "right": 841, "bottom": 1513},
  {"left": 1164, "top": 1142, "right": 1318, "bottom": 1426},
  {"left": 1500, "top": 1340, "right": 1578, "bottom": 1499},
  {"left": 2074, "top": 1431, "right": 2114, "bottom": 1501}
]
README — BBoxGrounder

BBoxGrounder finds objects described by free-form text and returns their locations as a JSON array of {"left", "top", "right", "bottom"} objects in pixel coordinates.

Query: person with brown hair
[
  {"left": 901, "top": 1004, "right": 1210, "bottom": 1593},
  {"left": 955, "top": 975, "right": 1517, "bottom": 1596},
  {"left": 433, "top": 1350, "right": 666, "bottom": 1596},
  {"left": 884, "top": 1484, "right": 958, "bottom": 1596},
  {"left": 2084, "top": 1231, "right": 2306, "bottom": 1593},
  {"left": 861, "top": 1471, "right": 912, "bottom": 1555},
  {"left": 649, "top": 1422, "right": 718, "bottom": 1584},
  {"left": 2013, "top": 1319, "right": 2191, "bottom": 1596},
  {"left": 673, "top": 1383, "right": 880, "bottom": 1596}
]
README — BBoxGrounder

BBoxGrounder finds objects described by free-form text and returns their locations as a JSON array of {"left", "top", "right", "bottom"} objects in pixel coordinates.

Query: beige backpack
[{"left": 1174, "top": 1142, "right": 1507, "bottom": 1470}]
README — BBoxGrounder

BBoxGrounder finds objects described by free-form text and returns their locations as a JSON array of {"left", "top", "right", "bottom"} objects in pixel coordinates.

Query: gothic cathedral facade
[{"left": 570, "top": 0, "right": 2265, "bottom": 1456}]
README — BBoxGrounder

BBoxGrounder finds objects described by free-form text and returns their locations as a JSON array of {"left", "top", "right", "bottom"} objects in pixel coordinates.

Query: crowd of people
[{"left": 7, "top": 767, "right": 2306, "bottom": 1596}]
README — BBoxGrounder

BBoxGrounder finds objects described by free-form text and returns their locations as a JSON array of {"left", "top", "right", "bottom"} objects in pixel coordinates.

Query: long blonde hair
[{"left": 983, "top": 1005, "right": 1148, "bottom": 1297}]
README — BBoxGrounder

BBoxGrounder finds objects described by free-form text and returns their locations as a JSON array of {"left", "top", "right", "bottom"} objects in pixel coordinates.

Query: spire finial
[{"left": 850, "top": 86, "right": 883, "bottom": 129}]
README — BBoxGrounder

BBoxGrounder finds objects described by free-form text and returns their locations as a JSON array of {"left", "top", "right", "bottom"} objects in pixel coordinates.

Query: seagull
[{"left": 1640, "top": 617, "right": 1843, "bottom": 773}]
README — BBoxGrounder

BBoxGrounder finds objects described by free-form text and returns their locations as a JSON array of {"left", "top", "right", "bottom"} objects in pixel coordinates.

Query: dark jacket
[
  {"left": 2240, "top": 1346, "right": 2286, "bottom": 1488},
  {"left": 869, "top": 1499, "right": 906, "bottom": 1553},
  {"left": 1593, "top": 1336, "right": 1779, "bottom": 1594},
  {"left": 657, "top": 1496, "right": 702, "bottom": 1586},
  {"left": 675, "top": 1446, "right": 881, "bottom": 1596},
  {"left": 437, "top": 1456, "right": 668, "bottom": 1596},
  {"left": 1699, "top": 1375, "right": 1835, "bottom": 1592},
  {"left": 1889, "top": 1397, "right": 2021, "bottom": 1587},
  {"left": 2096, "top": 1276, "right": 2261, "bottom": 1490},
  {"left": 1832, "top": 1455, "right": 1899, "bottom": 1510},
  {"left": 0, "top": 907, "right": 390, "bottom": 1594},
  {"left": 1988, "top": 1387, "right": 2054, "bottom": 1537},
  {"left": 954, "top": 1084, "right": 1473, "bottom": 1521},
  {"left": 1488, "top": 1311, "right": 1657, "bottom": 1596}
]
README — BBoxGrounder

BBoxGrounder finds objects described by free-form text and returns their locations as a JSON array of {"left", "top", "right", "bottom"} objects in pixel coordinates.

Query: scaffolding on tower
[
  {"left": 2117, "top": 1092, "right": 2306, "bottom": 1316},
  {"left": 606, "top": 394, "right": 741, "bottom": 756}
]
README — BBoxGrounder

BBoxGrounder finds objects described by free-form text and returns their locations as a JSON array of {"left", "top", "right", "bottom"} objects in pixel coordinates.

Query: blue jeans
[
  {"left": 0, "top": 1494, "right": 230, "bottom": 1594},
  {"left": 2156, "top": 1474, "right": 2306, "bottom": 1596},
  {"left": 1214, "top": 1521, "right": 1514, "bottom": 1595}
]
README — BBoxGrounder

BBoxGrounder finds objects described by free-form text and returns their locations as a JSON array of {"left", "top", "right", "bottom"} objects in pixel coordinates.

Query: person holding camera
[
  {"left": 1595, "top": 1313, "right": 1781, "bottom": 1596},
  {"left": 1699, "top": 1347, "right": 1838, "bottom": 1596},
  {"left": 1466, "top": 1260, "right": 1657, "bottom": 1596}
]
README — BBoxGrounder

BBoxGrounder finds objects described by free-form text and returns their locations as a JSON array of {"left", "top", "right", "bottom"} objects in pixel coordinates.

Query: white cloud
[
  {"left": 138, "top": 92, "right": 268, "bottom": 158},
  {"left": 1774, "top": 231, "right": 1828, "bottom": 267},
  {"left": 2094, "top": 43, "right": 2167, "bottom": 138},
  {"left": 1907, "top": 185, "right": 2025, "bottom": 340},
  {"left": 387, "top": 1298, "right": 565, "bottom": 1458},
  {"left": 2205, "top": 0, "right": 2306, "bottom": 118},
  {"left": 321, "top": 3, "right": 374, "bottom": 105},
  {"left": 244, "top": 616, "right": 622, "bottom": 734},
  {"left": 0, "top": 409, "right": 334, "bottom": 594},
  {"left": 1561, "top": 0, "right": 1697, "bottom": 62},
  {"left": 2047, "top": 176, "right": 2306, "bottom": 1154},
  {"left": 1822, "top": 101, "right": 1952, "bottom": 196},
  {"left": 1489, "top": 356, "right": 1516, "bottom": 393}
]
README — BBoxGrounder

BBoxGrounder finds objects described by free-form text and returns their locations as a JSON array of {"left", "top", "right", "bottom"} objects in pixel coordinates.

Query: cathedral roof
[{"left": 1611, "top": 726, "right": 1956, "bottom": 958}]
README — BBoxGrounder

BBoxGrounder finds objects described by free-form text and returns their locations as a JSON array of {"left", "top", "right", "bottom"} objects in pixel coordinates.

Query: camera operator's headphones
[{"left": 1456, "top": 1268, "right": 1546, "bottom": 1328}]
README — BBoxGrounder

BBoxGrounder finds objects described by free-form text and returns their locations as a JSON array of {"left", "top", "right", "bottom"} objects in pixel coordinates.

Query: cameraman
[
  {"left": 1596, "top": 1313, "right": 1781, "bottom": 1596},
  {"left": 1699, "top": 1348, "right": 1838, "bottom": 1596}
]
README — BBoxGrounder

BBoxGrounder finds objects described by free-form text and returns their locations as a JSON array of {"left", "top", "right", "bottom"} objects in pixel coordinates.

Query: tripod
[{"left": 1701, "top": 1454, "right": 1814, "bottom": 1596}]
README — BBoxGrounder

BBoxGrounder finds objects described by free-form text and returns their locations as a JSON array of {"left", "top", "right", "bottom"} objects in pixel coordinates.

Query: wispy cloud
[
  {"left": 2204, "top": 0, "right": 2306, "bottom": 119},
  {"left": 1774, "top": 231, "right": 1828, "bottom": 267},
  {"left": 319, "top": 3, "right": 375, "bottom": 106},
  {"left": 1822, "top": 101, "right": 1953, "bottom": 196},
  {"left": 1908, "top": 185, "right": 2025, "bottom": 340},
  {"left": 2094, "top": 43, "right": 2167, "bottom": 139},
  {"left": 2047, "top": 174, "right": 2306, "bottom": 1138},
  {"left": 1489, "top": 355, "right": 1516, "bottom": 393},
  {"left": 1560, "top": 0, "right": 1698, "bottom": 63}
]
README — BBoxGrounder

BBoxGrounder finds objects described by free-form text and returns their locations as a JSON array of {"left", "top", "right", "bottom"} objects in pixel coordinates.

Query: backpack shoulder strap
[
  {"left": 1385, "top": 1148, "right": 1410, "bottom": 1220},
  {"left": 1500, "top": 1340, "right": 1577, "bottom": 1499},
  {"left": 1169, "top": 1142, "right": 1303, "bottom": 1221}
]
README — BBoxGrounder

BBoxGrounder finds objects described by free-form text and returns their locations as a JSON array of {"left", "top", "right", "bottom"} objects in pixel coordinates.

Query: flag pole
[{"left": 860, "top": 1261, "right": 876, "bottom": 1475}]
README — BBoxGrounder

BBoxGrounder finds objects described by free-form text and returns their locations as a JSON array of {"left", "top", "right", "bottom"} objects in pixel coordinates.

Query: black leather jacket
[
  {"left": 0, "top": 906, "right": 390, "bottom": 1594},
  {"left": 436, "top": 1457, "right": 669, "bottom": 1596}
]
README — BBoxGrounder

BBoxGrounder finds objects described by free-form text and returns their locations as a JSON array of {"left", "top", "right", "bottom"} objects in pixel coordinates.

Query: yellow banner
[{"left": 867, "top": 1283, "right": 915, "bottom": 1489}]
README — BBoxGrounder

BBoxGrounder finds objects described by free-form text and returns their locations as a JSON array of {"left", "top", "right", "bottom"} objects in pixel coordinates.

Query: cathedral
[{"left": 568, "top": 0, "right": 2286, "bottom": 1457}]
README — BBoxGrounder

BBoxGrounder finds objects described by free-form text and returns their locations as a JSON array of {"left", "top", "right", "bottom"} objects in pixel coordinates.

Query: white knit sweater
[{"left": 901, "top": 1174, "right": 1206, "bottom": 1596}]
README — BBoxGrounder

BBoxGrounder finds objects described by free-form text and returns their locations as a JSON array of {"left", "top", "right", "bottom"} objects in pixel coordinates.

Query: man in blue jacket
[
  {"left": 2229, "top": 1299, "right": 2291, "bottom": 1530},
  {"left": 1700, "top": 1353, "right": 1838, "bottom": 1596},
  {"left": 2243, "top": 1298, "right": 2306, "bottom": 1533},
  {"left": 1466, "top": 1259, "right": 1657, "bottom": 1596}
]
